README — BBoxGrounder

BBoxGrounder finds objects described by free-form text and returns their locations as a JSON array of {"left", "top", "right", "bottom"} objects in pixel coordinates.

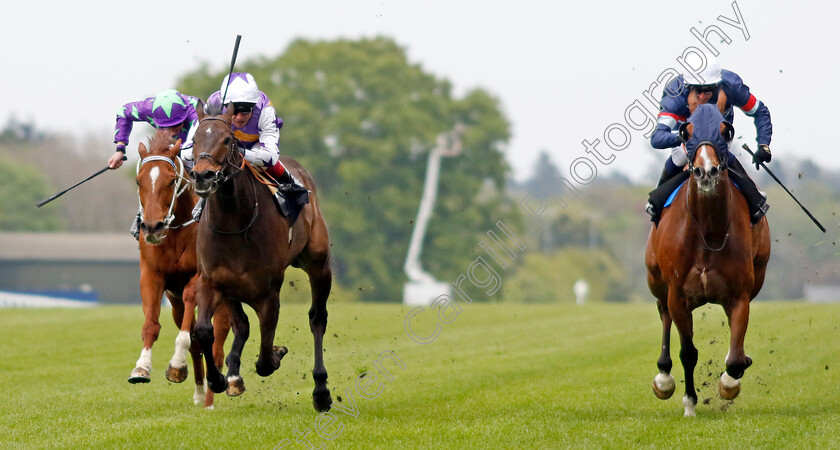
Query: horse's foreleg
[
  {"left": 224, "top": 300, "right": 251, "bottom": 397},
  {"left": 205, "top": 302, "right": 231, "bottom": 407},
  {"left": 720, "top": 297, "right": 752, "bottom": 400},
  {"left": 194, "top": 277, "right": 227, "bottom": 394},
  {"left": 130, "top": 271, "right": 165, "bottom": 383},
  {"left": 166, "top": 284, "right": 192, "bottom": 384},
  {"left": 307, "top": 261, "right": 333, "bottom": 412},
  {"left": 253, "top": 290, "right": 286, "bottom": 379},
  {"left": 668, "top": 292, "right": 698, "bottom": 417},
  {"left": 652, "top": 299, "right": 675, "bottom": 400}
]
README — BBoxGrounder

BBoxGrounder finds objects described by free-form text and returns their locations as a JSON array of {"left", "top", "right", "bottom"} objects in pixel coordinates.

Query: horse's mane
[
  {"left": 204, "top": 101, "right": 224, "bottom": 117},
  {"left": 148, "top": 130, "right": 175, "bottom": 155}
]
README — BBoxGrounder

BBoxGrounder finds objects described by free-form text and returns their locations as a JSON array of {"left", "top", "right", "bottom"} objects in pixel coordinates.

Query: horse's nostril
[{"left": 193, "top": 170, "right": 217, "bottom": 183}]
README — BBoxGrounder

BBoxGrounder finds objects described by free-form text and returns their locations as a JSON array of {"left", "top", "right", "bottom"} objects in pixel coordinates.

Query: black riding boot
[
  {"left": 727, "top": 157, "right": 769, "bottom": 224},
  {"left": 646, "top": 161, "right": 690, "bottom": 226},
  {"left": 272, "top": 169, "right": 309, "bottom": 225}
]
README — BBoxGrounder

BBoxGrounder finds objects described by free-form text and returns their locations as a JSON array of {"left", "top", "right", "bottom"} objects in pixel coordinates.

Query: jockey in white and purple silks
[
  {"left": 646, "top": 57, "right": 773, "bottom": 225},
  {"left": 184, "top": 72, "right": 307, "bottom": 222},
  {"left": 107, "top": 89, "right": 200, "bottom": 239}
]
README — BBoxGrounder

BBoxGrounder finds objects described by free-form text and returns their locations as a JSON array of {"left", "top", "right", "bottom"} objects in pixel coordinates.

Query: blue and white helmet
[
  {"left": 683, "top": 57, "right": 722, "bottom": 87},
  {"left": 220, "top": 72, "right": 260, "bottom": 105}
]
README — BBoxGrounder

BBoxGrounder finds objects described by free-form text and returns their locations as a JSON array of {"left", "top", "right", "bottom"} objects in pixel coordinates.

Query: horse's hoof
[
  {"left": 313, "top": 388, "right": 333, "bottom": 412},
  {"left": 226, "top": 376, "right": 246, "bottom": 397},
  {"left": 194, "top": 384, "right": 207, "bottom": 406},
  {"left": 652, "top": 373, "right": 675, "bottom": 400},
  {"left": 166, "top": 364, "right": 189, "bottom": 383},
  {"left": 256, "top": 346, "right": 288, "bottom": 377},
  {"left": 207, "top": 374, "right": 228, "bottom": 394},
  {"left": 719, "top": 372, "right": 741, "bottom": 400},
  {"left": 128, "top": 367, "right": 151, "bottom": 384},
  {"left": 683, "top": 395, "right": 697, "bottom": 417}
]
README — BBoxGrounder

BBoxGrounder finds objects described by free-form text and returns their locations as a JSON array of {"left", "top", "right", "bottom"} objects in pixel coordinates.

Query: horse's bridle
[
  {"left": 136, "top": 154, "right": 195, "bottom": 231},
  {"left": 685, "top": 142, "right": 730, "bottom": 252},
  {"left": 194, "top": 115, "right": 260, "bottom": 236},
  {"left": 686, "top": 140, "right": 727, "bottom": 179},
  {"left": 195, "top": 116, "right": 245, "bottom": 186}
]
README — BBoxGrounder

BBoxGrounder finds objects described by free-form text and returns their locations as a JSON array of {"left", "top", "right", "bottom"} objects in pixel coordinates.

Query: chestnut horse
[
  {"left": 645, "top": 104, "right": 771, "bottom": 416},
  {"left": 189, "top": 103, "right": 333, "bottom": 411},
  {"left": 132, "top": 129, "right": 230, "bottom": 408}
]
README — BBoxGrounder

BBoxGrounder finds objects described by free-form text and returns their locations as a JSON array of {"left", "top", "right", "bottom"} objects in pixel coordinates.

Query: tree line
[{"left": 1, "top": 37, "right": 837, "bottom": 302}]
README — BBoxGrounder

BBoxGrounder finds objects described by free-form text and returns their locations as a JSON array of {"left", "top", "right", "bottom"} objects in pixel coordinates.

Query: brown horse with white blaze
[
  {"left": 132, "top": 129, "right": 230, "bottom": 408},
  {"left": 189, "top": 102, "right": 333, "bottom": 411},
  {"left": 645, "top": 103, "right": 771, "bottom": 416}
]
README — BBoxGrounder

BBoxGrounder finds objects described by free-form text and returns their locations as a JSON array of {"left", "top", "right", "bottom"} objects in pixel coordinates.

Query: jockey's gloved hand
[{"left": 753, "top": 144, "right": 771, "bottom": 170}]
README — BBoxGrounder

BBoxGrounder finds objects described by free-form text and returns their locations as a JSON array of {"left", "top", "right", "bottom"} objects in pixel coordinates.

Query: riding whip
[
  {"left": 220, "top": 35, "right": 242, "bottom": 106},
  {"left": 741, "top": 143, "right": 826, "bottom": 233},
  {"left": 36, "top": 155, "right": 126, "bottom": 207}
]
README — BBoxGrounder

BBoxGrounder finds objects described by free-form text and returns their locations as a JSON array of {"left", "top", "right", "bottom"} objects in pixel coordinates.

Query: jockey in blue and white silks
[
  {"left": 646, "top": 57, "right": 772, "bottom": 225},
  {"left": 652, "top": 69, "right": 772, "bottom": 151}
]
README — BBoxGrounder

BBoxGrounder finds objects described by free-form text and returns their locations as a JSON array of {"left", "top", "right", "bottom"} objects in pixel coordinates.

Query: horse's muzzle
[
  {"left": 691, "top": 165, "right": 723, "bottom": 193},
  {"left": 141, "top": 221, "right": 167, "bottom": 245},
  {"left": 190, "top": 169, "right": 220, "bottom": 198}
]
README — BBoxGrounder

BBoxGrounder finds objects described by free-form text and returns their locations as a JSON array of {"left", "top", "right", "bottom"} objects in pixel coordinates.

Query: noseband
[{"left": 136, "top": 154, "right": 194, "bottom": 231}]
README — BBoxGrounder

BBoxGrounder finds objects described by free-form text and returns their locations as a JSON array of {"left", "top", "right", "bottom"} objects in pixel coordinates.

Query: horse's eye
[
  {"left": 223, "top": 137, "right": 231, "bottom": 146},
  {"left": 169, "top": 178, "right": 176, "bottom": 186}
]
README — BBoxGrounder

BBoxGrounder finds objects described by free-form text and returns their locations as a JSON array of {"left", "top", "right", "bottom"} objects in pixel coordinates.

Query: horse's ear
[
  {"left": 138, "top": 142, "right": 147, "bottom": 157},
  {"left": 196, "top": 99, "right": 206, "bottom": 121},
  {"left": 720, "top": 121, "right": 734, "bottom": 143},
  {"left": 170, "top": 139, "right": 183, "bottom": 157},
  {"left": 679, "top": 122, "right": 692, "bottom": 143},
  {"left": 223, "top": 102, "right": 234, "bottom": 122}
]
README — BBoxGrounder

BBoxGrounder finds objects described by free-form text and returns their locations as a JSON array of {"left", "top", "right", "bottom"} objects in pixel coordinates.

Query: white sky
[{"left": 2, "top": 0, "right": 838, "bottom": 182}]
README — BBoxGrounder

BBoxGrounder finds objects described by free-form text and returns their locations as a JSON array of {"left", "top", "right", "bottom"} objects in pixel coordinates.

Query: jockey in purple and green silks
[
  {"left": 183, "top": 72, "right": 307, "bottom": 223},
  {"left": 645, "top": 57, "right": 772, "bottom": 225},
  {"left": 108, "top": 89, "right": 199, "bottom": 170},
  {"left": 108, "top": 89, "right": 200, "bottom": 240}
]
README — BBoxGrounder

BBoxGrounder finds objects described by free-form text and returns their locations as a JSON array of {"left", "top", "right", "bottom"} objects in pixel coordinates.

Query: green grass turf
[{"left": 0, "top": 301, "right": 838, "bottom": 448}]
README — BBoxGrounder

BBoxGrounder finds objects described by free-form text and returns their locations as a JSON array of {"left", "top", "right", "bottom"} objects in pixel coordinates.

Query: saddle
[{"left": 245, "top": 163, "right": 310, "bottom": 226}]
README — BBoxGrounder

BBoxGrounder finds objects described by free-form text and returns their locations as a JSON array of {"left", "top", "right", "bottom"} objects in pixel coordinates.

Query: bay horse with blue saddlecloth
[
  {"left": 131, "top": 129, "right": 230, "bottom": 408},
  {"left": 645, "top": 103, "right": 771, "bottom": 416},
  {"left": 189, "top": 101, "right": 333, "bottom": 411}
]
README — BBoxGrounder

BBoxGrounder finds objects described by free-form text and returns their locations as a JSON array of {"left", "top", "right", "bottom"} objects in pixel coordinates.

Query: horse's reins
[
  {"left": 136, "top": 154, "right": 196, "bottom": 232},
  {"left": 685, "top": 142, "right": 730, "bottom": 252},
  {"left": 195, "top": 116, "right": 260, "bottom": 236}
]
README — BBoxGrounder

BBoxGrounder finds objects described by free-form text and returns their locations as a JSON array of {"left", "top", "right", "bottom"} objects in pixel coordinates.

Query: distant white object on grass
[
  {"left": 402, "top": 126, "right": 463, "bottom": 306},
  {"left": 573, "top": 279, "right": 589, "bottom": 305}
]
